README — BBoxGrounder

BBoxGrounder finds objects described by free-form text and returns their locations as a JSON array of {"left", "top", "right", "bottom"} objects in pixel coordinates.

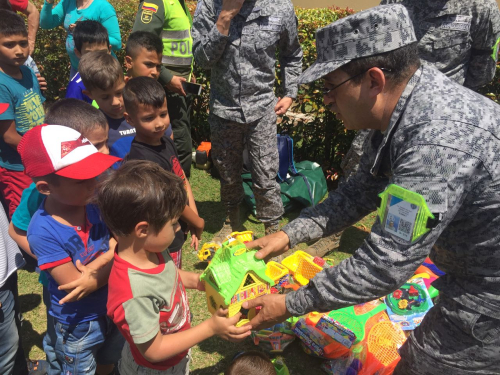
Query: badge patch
[
  {"left": 377, "top": 184, "right": 435, "bottom": 244},
  {"left": 142, "top": 2, "right": 158, "bottom": 12},
  {"left": 260, "top": 17, "right": 281, "bottom": 31},
  {"left": 421, "top": 15, "right": 471, "bottom": 32}
]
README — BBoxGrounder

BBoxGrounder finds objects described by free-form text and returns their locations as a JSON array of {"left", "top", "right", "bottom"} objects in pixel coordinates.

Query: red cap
[{"left": 18, "top": 124, "right": 120, "bottom": 179}]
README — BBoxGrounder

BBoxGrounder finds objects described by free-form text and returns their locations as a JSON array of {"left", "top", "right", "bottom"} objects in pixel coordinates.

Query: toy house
[{"left": 200, "top": 238, "right": 275, "bottom": 327}]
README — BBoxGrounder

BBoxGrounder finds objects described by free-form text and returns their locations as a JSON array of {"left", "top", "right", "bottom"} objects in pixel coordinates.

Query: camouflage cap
[{"left": 299, "top": 4, "right": 417, "bottom": 84}]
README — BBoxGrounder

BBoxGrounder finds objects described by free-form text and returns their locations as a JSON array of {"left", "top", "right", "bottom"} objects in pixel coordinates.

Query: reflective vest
[{"left": 160, "top": 0, "right": 193, "bottom": 68}]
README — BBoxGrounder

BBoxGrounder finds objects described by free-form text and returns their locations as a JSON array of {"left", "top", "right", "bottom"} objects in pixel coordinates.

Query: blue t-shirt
[
  {"left": 27, "top": 203, "right": 110, "bottom": 324},
  {"left": 104, "top": 113, "right": 135, "bottom": 168},
  {"left": 65, "top": 72, "right": 92, "bottom": 103},
  {"left": 0, "top": 66, "right": 45, "bottom": 170}
]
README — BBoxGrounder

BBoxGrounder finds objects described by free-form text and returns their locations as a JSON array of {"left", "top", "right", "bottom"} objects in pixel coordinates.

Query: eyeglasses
[{"left": 322, "top": 67, "right": 393, "bottom": 96}]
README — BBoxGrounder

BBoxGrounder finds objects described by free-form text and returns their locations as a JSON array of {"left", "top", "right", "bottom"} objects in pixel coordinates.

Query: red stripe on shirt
[{"left": 40, "top": 257, "right": 72, "bottom": 270}]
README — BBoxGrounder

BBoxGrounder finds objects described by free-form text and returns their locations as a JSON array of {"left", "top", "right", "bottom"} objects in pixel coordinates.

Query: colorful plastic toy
[
  {"left": 200, "top": 238, "right": 274, "bottom": 327},
  {"left": 359, "top": 321, "right": 407, "bottom": 375},
  {"left": 197, "top": 242, "right": 220, "bottom": 262},
  {"left": 251, "top": 317, "right": 298, "bottom": 353},
  {"left": 265, "top": 261, "right": 289, "bottom": 287},
  {"left": 228, "top": 230, "right": 254, "bottom": 243},
  {"left": 272, "top": 357, "right": 290, "bottom": 375},
  {"left": 281, "top": 250, "right": 323, "bottom": 285}
]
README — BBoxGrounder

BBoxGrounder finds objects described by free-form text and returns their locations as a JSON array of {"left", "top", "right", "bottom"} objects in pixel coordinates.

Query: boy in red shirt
[{"left": 99, "top": 160, "right": 251, "bottom": 374}]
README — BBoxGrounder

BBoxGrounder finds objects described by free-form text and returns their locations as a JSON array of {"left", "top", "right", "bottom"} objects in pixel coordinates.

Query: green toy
[{"left": 200, "top": 238, "right": 275, "bottom": 327}]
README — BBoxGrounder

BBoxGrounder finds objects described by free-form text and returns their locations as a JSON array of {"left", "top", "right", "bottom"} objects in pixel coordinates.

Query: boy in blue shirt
[
  {"left": 65, "top": 20, "right": 111, "bottom": 104},
  {"left": 79, "top": 51, "right": 136, "bottom": 160},
  {"left": 20, "top": 124, "right": 124, "bottom": 375},
  {"left": 9, "top": 98, "right": 111, "bottom": 375},
  {"left": 0, "top": 10, "right": 45, "bottom": 218}
]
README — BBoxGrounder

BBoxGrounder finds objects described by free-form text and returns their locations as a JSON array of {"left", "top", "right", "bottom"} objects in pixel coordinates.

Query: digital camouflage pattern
[
  {"left": 191, "top": 0, "right": 303, "bottom": 123},
  {"left": 283, "top": 65, "right": 500, "bottom": 372},
  {"left": 299, "top": 4, "right": 417, "bottom": 84},
  {"left": 380, "top": 0, "right": 500, "bottom": 90},
  {"left": 209, "top": 108, "right": 283, "bottom": 223}
]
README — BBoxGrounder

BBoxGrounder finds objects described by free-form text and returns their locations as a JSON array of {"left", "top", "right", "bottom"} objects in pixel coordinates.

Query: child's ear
[
  {"left": 82, "top": 89, "right": 93, "bottom": 100},
  {"left": 74, "top": 48, "right": 82, "bottom": 59},
  {"left": 107, "top": 45, "right": 111, "bottom": 54},
  {"left": 135, "top": 221, "right": 149, "bottom": 238},
  {"left": 124, "top": 111, "right": 133, "bottom": 125},
  {"left": 35, "top": 180, "right": 51, "bottom": 196},
  {"left": 124, "top": 56, "right": 133, "bottom": 71}
]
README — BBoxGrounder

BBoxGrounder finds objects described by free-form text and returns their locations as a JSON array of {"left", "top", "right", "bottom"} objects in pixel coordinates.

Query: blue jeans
[
  {"left": 0, "top": 272, "right": 28, "bottom": 375},
  {"left": 54, "top": 315, "right": 125, "bottom": 374},
  {"left": 43, "top": 286, "right": 60, "bottom": 375}
]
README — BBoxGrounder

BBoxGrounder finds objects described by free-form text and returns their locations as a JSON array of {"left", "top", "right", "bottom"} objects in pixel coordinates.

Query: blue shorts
[{"left": 54, "top": 315, "right": 125, "bottom": 374}]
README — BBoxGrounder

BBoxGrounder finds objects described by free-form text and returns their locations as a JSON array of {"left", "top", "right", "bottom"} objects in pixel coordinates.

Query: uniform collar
[{"left": 370, "top": 66, "right": 423, "bottom": 176}]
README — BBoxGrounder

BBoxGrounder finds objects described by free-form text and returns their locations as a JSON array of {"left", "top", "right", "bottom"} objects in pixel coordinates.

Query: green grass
[{"left": 19, "top": 167, "right": 376, "bottom": 374}]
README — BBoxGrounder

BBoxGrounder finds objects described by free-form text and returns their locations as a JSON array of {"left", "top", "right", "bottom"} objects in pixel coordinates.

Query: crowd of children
[{"left": 0, "top": 7, "right": 279, "bottom": 375}]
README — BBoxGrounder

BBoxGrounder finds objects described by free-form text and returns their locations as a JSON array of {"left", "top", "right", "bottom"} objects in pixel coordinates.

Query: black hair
[
  {"left": 73, "top": 20, "right": 109, "bottom": 52},
  {"left": 0, "top": 10, "right": 27, "bottom": 37},
  {"left": 96, "top": 160, "right": 187, "bottom": 236},
  {"left": 341, "top": 42, "right": 420, "bottom": 86},
  {"left": 125, "top": 31, "right": 163, "bottom": 58},
  {"left": 45, "top": 99, "right": 108, "bottom": 134},
  {"left": 0, "top": 0, "right": 13, "bottom": 11},
  {"left": 79, "top": 51, "right": 123, "bottom": 92},
  {"left": 123, "top": 76, "right": 166, "bottom": 113}
]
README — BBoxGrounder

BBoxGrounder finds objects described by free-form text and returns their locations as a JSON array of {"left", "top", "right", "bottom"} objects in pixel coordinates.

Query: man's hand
[
  {"left": 36, "top": 73, "right": 47, "bottom": 91},
  {"left": 243, "top": 294, "right": 291, "bottom": 331},
  {"left": 245, "top": 230, "right": 290, "bottom": 261},
  {"left": 166, "top": 75, "right": 187, "bottom": 96},
  {"left": 216, "top": 0, "right": 245, "bottom": 35},
  {"left": 57, "top": 260, "right": 99, "bottom": 304},
  {"left": 274, "top": 97, "right": 293, "bottom": 115},
  {"left": 208, "top": 308, "right": 252, "bottom": 342}
]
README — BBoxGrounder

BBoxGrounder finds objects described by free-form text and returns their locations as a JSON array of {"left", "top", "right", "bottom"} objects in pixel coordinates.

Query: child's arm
[
  {"left": 183, "top": 176, "right": 204, "bottom": 250},
  {"left": 8, "top": 222, "right": 36, "bottom": 259},
  {"left": 137, "top": 309, "right": 252, "bottom": 363},
  {"left": 57, "top": 239, "right": 116, "bottom": 304},
  {"left": 178, "top": 270, "right": 203, "bottom": 291},
  {"left": 180, "top": 205, "right": 204, "bottom": 241},
  {"left": 0, "top": 120, "right": 22, "bottom": 151}
]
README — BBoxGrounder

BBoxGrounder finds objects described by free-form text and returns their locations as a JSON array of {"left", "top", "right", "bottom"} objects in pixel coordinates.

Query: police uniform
[
  {"left": 192, "top": 0, "right": 303, "bottom": 225},
  {"left": 132, "top": 0, "right": 194, "bottom": 177},
  {"left": 283, "top": 5, "right": 500, "bottom": 374},
  {"left": 342, "top": 0, "right": 500, "bottom": 180}
]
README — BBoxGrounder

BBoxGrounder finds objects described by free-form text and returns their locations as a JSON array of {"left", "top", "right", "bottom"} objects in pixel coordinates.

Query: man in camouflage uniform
[
  {"left": 310, "top": 0, "right": 500, "bottom": 256},
  {"left": 191, "top": 0, "right": 303, "bottom": 240},
  {"left": 243, "top": 5, "right": 500, "bottom": 374}
]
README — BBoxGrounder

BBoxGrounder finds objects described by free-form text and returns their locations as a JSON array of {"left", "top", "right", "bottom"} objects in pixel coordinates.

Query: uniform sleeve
[
  {"left": 121, "top": 297, "right": 160, "bottom": 344},
  {"left": 28, "top": 228, "right": 71, "bottom": 270},
  {"left": 99, "top": 1, "right": 122, "bottom": 53},
  {"left": 278, "top": 5, "right": 303, "bottom": 99},
  {"left": 282, "top": 135, "right": 387, "bottom": 248},
  {"left": 131, "top": 0, "right": 173, "bottom": 84},
  {"left": 191, "top": 0, "right": 230, "bottom": 70},
  {"left": 40, "top": 0, "right": 66, "bottom": 29},
  {"left": 285, "top": 144, "right": 488, "bottom": 316},
  {"left": 464, "top": 1, "right": 500, "bottom": 90}
]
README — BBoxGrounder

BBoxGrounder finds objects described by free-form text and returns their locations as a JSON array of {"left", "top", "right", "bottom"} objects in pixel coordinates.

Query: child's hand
[
  {"left": 208, "top": 308, "right": 252, "bottom": 342},
  {"left": 190, "top": 233, "right": 200, "bottom": 251},
  {"left": 57, "top": 260, "right": 99, "bottom": 304}
]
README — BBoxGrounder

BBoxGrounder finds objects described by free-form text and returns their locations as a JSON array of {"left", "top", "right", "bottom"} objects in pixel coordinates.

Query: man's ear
[
  {"left": 74, "top": 48, "right": 82, "bottom": 59},
  {"left": 124, "top": 56, "right": 133, "bottom": 71},
  {"left": 134, "top": 221, "right": 149, "bottom": 238},
  {"left": 366, "top": 67, "right": 386, "bottom": 98},
  {"left": 35, "top": 180, "right": 51, "bottom": 196}
]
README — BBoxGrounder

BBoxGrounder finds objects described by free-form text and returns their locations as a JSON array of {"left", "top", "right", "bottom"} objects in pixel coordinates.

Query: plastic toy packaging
[
  {"left": 384, "top": 277, "right": 434, "bottom": 330},
  {"left": 251, "top": 317, "right": 298, "bottom": 353}
]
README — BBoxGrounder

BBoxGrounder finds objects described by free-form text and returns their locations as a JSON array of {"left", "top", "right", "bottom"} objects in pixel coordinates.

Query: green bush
[{"left": 31, "top": 0, "right": 500, "bottom": 185}]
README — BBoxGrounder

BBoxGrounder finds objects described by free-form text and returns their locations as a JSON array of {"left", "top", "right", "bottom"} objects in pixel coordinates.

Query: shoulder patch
[{"left": 142, "top": 2, "right": 158, "bottom": 12}]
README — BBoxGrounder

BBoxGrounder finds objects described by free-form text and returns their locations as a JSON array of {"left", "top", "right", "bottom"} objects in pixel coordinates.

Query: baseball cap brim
[
  {"left": 0, "top": 103, "right": 9, "bottom": 115},
  {"left": 55, "top": 152, "right": 121, "bottom": 180},
  {"left": 299, "top": 59, "right": 352, "bottom": 85}
]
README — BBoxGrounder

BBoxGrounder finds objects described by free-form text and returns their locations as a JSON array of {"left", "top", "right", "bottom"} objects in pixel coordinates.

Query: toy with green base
[{"left": 200, "top": 238, "right": 275, "bottom": 327}]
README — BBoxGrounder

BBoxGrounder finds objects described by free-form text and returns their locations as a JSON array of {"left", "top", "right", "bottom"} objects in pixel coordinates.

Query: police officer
[
  {"left": 243, "top": 5, "right": 500, "bottom": 374},
  {"left": 132, "top": 0, "right": 195, "bottom": 177},
  {"left": 309, "top": 0, "right": 500, "bottom": 256},
  {"left": 192, "top": 0, "right": 303, "bottom": 241}
]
